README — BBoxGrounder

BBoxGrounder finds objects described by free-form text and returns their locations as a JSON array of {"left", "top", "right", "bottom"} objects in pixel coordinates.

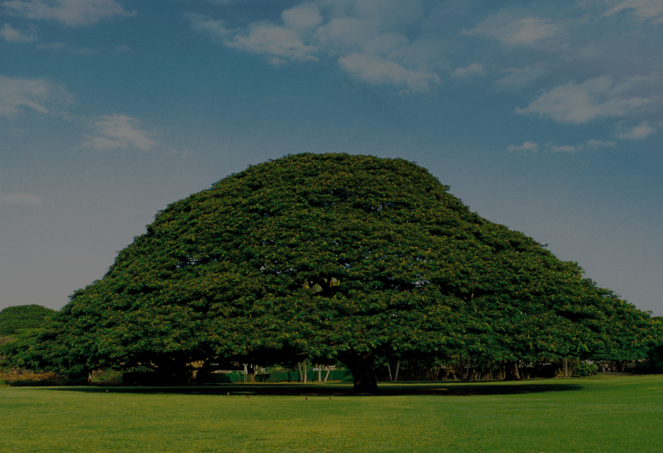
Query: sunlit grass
[{"left": 1, "top": 374, "right": 662, "bottom": 452}]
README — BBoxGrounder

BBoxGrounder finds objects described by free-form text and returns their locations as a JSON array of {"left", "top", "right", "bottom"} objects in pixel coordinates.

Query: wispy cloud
[
  {"left": 0, "top": 192, "right": 44, "bottom": 206},
  {"left": 605, "top": 0, "right": 663, "bottom": 23},
  {"left": 0, "top": 75, "right": 71, "bottom": 118},
  {"left": 227, "top": 23, "right": 319, "bottom": 63},
  {"left": 516, "top": 76, "right": 656, "bottom": 124},
  {"left": 83, "top": 114, "right": 158, "bottom": 151},
  {"left": 617, "top": 120, "right": 656, "bottom": 139},
  {"left": 494, "top": 66, "right": 546, "bottom": 91},
  {"left": 507, "top": 141, "right": 539, "bottom": 152},
  {"left": 36, "top": 41, "right": 65, "bottom": 50},
  {"left": 510, "top": 139, "right": 617, "bottom": 154},
  {"left": 549, "top": 143, "right": 584, "bottom": 153},
  {"left": 463, "top": 10, "right": 562, "bottom": 47},
  {"left": 0, "top": 23, "right": 35, "bottom": 42},
  {"left": 451, "top": 63, "right": 484, "bottom": 78},
  {"left": 2, "top": 0, "right": 136, "bottom": 26},
  {"left": 188, "top": 13, "right": 319, "bottom": 63},
  {"left": 188, "top": 0, "right": 442, "bottom": 91},
  {"left": 586, "top": 139, "right": 617, "bottom": 148},
  {"left": 339, "top": 53, "right": 438, "bottom": 91}
]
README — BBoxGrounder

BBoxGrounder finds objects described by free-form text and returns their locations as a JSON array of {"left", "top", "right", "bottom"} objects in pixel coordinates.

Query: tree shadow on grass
[{"left": 41, "top": 380, "right": 583, "bottom": 397}]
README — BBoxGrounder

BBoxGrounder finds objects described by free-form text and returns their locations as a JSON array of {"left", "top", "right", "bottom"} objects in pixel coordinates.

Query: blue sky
[{"left": 1, "top": 0, "right": 661, "bottom": 315}]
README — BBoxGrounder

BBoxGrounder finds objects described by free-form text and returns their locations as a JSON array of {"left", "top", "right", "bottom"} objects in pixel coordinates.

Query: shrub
[
  {"left": 204, "top": 372, "right": 245, "bottom": 383},
  {"left": 574, "top": 362, "right": 599, "bottom": 376},
  {"left": 0, "top": 370, "right": 67, "bottom": 386}
]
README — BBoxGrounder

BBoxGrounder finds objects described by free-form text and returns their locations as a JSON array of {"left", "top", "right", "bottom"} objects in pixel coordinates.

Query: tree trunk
[
  {"left": 504, "top": 361, "right": 521, "bottom": 381},
  {"left": 563, "top": 359, "right": 569, "bottom": 378},
  {"left": 318, "top": 364, "right": 322, "bottom": 382},
  {"left": 324, "top": 366, "right": 331, "bottom": 383},
  {"left": 387, "top": 363, "right": 393, "bottom": 382},
  {"left": 248, "top": 364, "right": 259, "bottom": 382},
  {"left": 338, "top": 351, "right": 379, "bottom": 393},
  {"left": 298, "top": 362, "right": 303, "bottom": 382},
  {"left": 462, "top": 356, "right": 472, "bottom": 382},
  {"left": 394, "top": 360, "right": 400, "bottom": 382}
]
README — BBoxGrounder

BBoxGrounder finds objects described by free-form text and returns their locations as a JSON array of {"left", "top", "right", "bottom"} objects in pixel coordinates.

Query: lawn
[{"left": 1, "top": 374, "right": 662, "bottom": 452}]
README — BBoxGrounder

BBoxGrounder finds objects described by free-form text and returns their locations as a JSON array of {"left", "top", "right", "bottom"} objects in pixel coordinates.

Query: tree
[
  {"left": 0, "top": 305, "right": 57, "bottom": 369},
  {"left": 33, "top": 153, "right": 657, "bottom": 392},
  {"left": 0, "top": 305, "right": 56, "bottom": 336}
]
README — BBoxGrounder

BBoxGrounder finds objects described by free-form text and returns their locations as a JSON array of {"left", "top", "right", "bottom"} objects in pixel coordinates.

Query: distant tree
[
  {"left": 33, "top": 154, "right": 658, "bottom": 391},
  {"left": 0, "top": 305, "right": 56, "bottom": 336},
  {"left": 0, "top": 305, "right": 57, "bottom": 369}
]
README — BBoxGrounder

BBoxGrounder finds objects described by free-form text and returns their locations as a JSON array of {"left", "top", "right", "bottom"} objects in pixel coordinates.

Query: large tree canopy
[{"left": 35, "top": 154, "right": 657, "bottom": 391}]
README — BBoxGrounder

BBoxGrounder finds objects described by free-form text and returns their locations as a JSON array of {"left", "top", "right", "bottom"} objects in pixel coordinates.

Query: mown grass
[{"left": 1, "top": 374, "right": 662, "bottom": 452}]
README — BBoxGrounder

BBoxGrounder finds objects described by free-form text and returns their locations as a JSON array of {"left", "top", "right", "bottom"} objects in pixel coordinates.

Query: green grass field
[{"left": 1, "top": 374, "right": 662, "bottom": 452}]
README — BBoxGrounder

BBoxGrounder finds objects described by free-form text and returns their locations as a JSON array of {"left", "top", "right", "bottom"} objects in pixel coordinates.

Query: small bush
[
  {"left": 89, "top": 370, "right": 123, "bottom": 383},
  {"left": 574, "top": 362, "right": 599, "bottom": 376},
  {"left": 205, "top": 372, "right": 245, "bottom": 383},
  {"left": 0, "top": 370, "right": 67, "bottom": 386}
]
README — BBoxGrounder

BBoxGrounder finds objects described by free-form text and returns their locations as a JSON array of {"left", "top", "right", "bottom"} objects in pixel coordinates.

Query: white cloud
[
  {"left": 226, "top": 23, "right": 319, "bottom": 62},
  {"left": 36, "top": 42, "right": 65, "bottom": 50},
  {"left": 516, "top": 76, "right": 654, "bottom": 124},
  {"left": 605, "top": 0, "right": 663, "bottom": 23},
  {"left": 494, "top": 66, "right": 546, "bottom": 91},
  {"left": 0, "top": 75, "right": 70, "bottom": 118},
  {"left": 189, "top": 13, "right": 318, "bottom": 63},
  {"left": 189, "top": 0, "right": 441, "bottom": 90},
  {"left": 451, "top": 63, "right": 484, "bottom": 78},
  {"left": 617, "top": 120, "right": 656, "bottom": 139},
  {"left": 0, "top": 192, "right": 44, "bottom": 205},
  {"left": 313, "top": 16, "right": 379, "bottom": 51},
  {"left": 586, "top": 139, "right": 617, "bottom": 148},
  {"left": 339, "top": 53, "right": 439, "bottom": 91},
  {"left": 2, "top": 0, "right": 136, "bottom": 26},
  {"left": 84, "top": 114, "right": 158, "bottom": 151},
  {"left": 187, "top": 13, "right": 229, "bottom": 36},
  {"left": 549, "top": 143, "right": 584, "bottom": 153},
  {"left": 507, "top": 141, "right": 539, "bottom": 152},
  {"left": 464, "top": 11, "right": 562, "bottom": 47},
  {"left": 282, "top": 4, "right": 322, "bottom": 31},
  {"left": 0, "top": 23, "right": 35, "bottom": 42}
]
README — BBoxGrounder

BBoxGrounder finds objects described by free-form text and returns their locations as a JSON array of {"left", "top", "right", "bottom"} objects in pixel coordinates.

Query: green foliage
[
  {"left": 32, "top": 154, "right": 657, "bottom": 390},
  {"left": 573, "top": 361, "right": 599, "bottom": 376},
  {"left": 0, "top": 305, "right": 56, "bottom": 336},
  {"left": 649, "top": 346, "right": 663, "bottom": 369},
  {"left": 0, "top": 305, "right": 57, "bottom": 370},
  {"left": 204, "top": 372, "right": 245, "bottom": 384},
  {"left": 0, "top": 329, "right": 46, "bottom": 370},
  {"left": 89, "top": 370, "right": 123, "bottom": 383},
  {"left": 634, "top": 345, "right": 663, "bottom": 374},
  {"left": 0, "top": 370, "right": 67, "bottom": 386}
]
